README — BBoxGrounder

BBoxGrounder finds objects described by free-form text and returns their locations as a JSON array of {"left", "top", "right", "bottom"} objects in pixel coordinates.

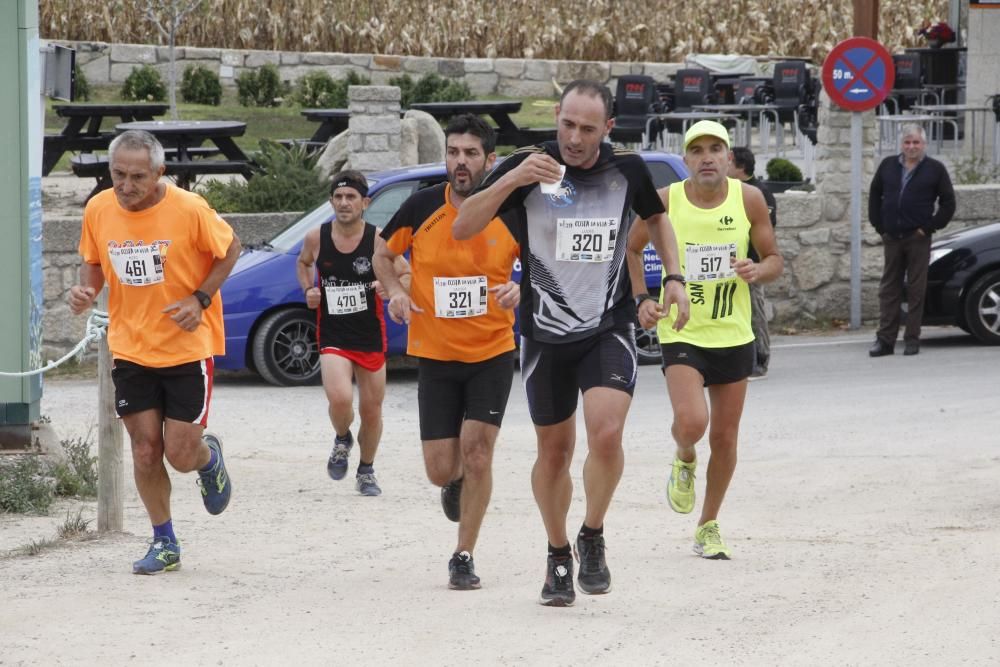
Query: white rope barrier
[{"left": 0, "top": 309, "right": 108, "bottom": 377}]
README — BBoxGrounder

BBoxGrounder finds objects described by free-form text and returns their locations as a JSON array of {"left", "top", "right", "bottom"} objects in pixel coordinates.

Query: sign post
[{"left": 821, "top": 37, "right": 894, "bottom": 329}]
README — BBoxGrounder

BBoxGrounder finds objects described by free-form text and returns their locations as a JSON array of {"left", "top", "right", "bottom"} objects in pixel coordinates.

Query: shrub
[
  {"left": 181, "top": 64, "right": 222, "bottom": 105},
  {"left": 198, "top": 140, "right": 329, "bottom": 213},
  {"left": 51, "top": 433, "right": 98, "bottom": 498},
  {"left": 235, "top": 63, "right": 287, "bottom": 107},
  {"left": 765, "top": 157, "right": 803, "bottom": 182},
  {"left": 73, "top": 64, "right": 90, "bottom": 101},
  {"left": 0, "top": 456, "right": 55, "bottom": 514},
  {"left": 388, "top": 73, "right": 474, "bottom": 108},
  {"left": 120, "top": 64, "right": 167, "bottom": 102},
  {"left": 293, "top": 70, "right": 370, "bottom": 108}
]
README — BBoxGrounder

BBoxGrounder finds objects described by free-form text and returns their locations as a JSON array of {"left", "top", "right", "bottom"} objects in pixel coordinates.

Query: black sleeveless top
[{"left": 316, "top": 221, "right": 386, "bottom": 353}]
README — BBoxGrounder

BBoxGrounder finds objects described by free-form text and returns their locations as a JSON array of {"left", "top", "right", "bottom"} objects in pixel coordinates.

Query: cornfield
[{"left": 41, "top": 0, "right": 949, "bottom": 63}]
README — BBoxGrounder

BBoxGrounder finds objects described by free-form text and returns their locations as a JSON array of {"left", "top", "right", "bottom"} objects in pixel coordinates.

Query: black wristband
[{"left": 661, "top": 273, "right": 686, "bottom": 288}]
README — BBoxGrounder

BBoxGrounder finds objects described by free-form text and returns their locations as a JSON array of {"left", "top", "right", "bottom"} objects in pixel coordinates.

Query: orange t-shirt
[
  {"left": 381, "top": 182, "right": 520, "bottom": 363},
  {"left": 79, "top": 185, "right": 235, "bottom": 368}
]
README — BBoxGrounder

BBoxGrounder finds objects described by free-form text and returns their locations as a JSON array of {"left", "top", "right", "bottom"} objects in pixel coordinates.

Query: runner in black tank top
[
  {"left": 297, "top": 171, "right": 405, "bottom": 498},
  {"left": 316, "top": 220, "right": 386, "bottom": 354}
]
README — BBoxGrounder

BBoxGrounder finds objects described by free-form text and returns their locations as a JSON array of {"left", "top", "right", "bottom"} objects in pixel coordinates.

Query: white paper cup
[{"left": 539, "top": 165, "right": 567, "bottom": 194}]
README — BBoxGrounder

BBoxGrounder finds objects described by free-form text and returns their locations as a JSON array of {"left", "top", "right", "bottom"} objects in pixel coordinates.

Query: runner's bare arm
[
  {"left": 643, "top": 211, "right": 690, "bottom": 331},
  {"left": 296, "top": 227, "right": 322, "bottom": 309},
  {"left": 373, "top": 234, "right": 422, "bottom": 324},
  {"left": 68, "top": 262, "right": 105, "bottom": 315},
  {"left": 488, "top": 281, "right": 520, "bottom": 310},
  {"left": 453, "top": 153, "right": 563, "bottom": 240},
  {"left": 733, "top": 184, "right": 783, "bottom": 284},
  {"left": 162, "top": 235, "right": 243, "bottom": 332}
]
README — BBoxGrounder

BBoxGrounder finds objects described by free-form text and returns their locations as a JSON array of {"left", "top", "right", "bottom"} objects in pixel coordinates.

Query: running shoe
[
  {"left": 574, "top": 533, "right": 611, "bottom": 595},
  {"left": 667, "top": 456, "right": 696, "bottom": 514},
  {"left": 693, "top": 520, "right": 732, "bottom": 560},
  {"left": 448, "top": 551, "right": 481, "bottom": 590},
  {"left": 197, "top": 433, "right": 231, "bottom": 515},
  {"left": 440, "top": 477, "right": 463, "bottom": 522},
  {"left": 327, "top": 431, "right": 353, "bottom": 481},
  {"left": 355, "top": 471, "right": 382, "bottom": 497},
  {"left": 132, "top": 537, "right": 181, "bottom": 575},
  {"left": 539, "top": 555, "right": 576, "bottom": 607}
]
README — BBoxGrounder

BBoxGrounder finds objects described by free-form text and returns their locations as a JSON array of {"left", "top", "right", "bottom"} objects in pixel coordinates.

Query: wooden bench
[{"left": 71, "top": 154, "right": 255, "bottom": 201}]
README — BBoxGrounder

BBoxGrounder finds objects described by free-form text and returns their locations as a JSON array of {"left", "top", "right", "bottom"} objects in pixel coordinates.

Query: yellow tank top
[{"left": 657, "top": 178, "right": 754, "bottom": 348}]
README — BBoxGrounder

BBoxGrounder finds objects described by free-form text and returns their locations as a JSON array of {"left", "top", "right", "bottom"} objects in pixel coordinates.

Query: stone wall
[{"left": 61, "top": 40, "right": 685, "bottom": 97}]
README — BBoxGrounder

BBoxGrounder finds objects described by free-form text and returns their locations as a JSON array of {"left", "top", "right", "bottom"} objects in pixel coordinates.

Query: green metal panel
[{"left": 0, "top": 0, "right": 42, "bottom": 430}]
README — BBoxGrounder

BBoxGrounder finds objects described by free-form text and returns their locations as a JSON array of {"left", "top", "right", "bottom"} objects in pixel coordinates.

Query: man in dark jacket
[
  {"left": 729, "top": 147, "right": 776, "bottom": 377},
  {"left": 868, "top": 124, "right": 955, "bottom": 357}
]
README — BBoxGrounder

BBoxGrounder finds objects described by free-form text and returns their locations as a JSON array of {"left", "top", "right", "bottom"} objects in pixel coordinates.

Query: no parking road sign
[{"left": 822, "top": 37, "right": 894, "bottom": 112}]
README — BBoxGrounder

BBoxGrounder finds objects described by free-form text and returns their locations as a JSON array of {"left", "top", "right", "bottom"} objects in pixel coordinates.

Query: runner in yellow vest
[{"left": 626, "top": 121, "right": 783, "bottom": 559}]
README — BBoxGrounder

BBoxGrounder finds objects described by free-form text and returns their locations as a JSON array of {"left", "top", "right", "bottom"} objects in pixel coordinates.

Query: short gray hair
[
  {"left": 109, "top": 130, "right": 165, "bottom": 170},
  {"left": 899, "top": 123, "right": 927, "bottom": 142}
]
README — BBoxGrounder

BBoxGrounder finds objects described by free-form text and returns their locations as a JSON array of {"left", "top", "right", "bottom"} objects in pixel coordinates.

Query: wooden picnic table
[
  {"left": 301, "top": 108, "right": 351, "bottom": 143},
  {"left": 408, "top": 101, "right": 556, "bottom": 146},
  {"left": 71, "top": 120, "right": 255, "bottom": 199},
  {"left": 43, "top": 103, "right": 169, "bottom": 175}
]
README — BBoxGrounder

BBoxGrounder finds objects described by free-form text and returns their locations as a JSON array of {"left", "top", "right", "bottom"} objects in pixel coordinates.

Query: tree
[{"left": 142, "top": 0, "right": 205, "bottom": 118}]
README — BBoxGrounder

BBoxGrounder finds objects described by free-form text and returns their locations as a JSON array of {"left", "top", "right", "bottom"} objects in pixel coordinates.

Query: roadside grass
[{"left": 2, "top": 509, "right": 97, "bottom": 560}]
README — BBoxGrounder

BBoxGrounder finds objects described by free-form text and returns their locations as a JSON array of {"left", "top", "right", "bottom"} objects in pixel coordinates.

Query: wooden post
[
  {"left": 853, "top": 0, "right": 879, "bottom": 39},
  {"left": 96, "top": 289, "right": 124, "bottom": 533}
]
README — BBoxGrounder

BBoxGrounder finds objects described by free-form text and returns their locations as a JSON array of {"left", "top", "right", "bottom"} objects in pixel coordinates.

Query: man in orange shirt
[
  {"left": 373, "top": 114, "right": 520, "bottom": 590},
  {"left": 68, "top": 130, "right": 241, "bottom": 574}
]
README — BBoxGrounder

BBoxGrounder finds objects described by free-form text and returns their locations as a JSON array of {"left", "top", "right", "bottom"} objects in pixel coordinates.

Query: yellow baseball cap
[{"left": 683, "top": 120, "right": 731, "bottom": 152}]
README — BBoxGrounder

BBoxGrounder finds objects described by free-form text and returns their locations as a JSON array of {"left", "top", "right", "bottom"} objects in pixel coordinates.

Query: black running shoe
[
  {"left": 448, "top": 551, "right": 481, "bottom": 590},
  {"left": 539, "top": 555, "right": 576, "bottom": 607},
  {"left": 440, "top": 477, "right": 463, "bottom": 523},
  {"left": 575, "top": 533, "right": 611, "bottom": 594}
]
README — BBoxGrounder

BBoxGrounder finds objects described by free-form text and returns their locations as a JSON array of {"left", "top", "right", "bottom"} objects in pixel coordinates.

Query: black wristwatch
[
  {"left": 634, "top": 293, "right": 657, "bottom": 308},
  {"left": 661, "top": 273, "right": 686, "bottom": 288},
  {"left": 193, "top": 290, "right": 212, "bottom": 309}
]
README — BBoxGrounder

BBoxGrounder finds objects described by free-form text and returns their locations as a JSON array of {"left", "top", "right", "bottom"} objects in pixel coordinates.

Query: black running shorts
[
  {"left": 111, "top": 358, "right": 214, "bottom": 425},
  {"left": 660, "top": 341, "right": 754, "bottom": 386},
  {"left": 417, "top": 351, "right": 515, "bottom": 441},
  {"left": 520, "top": 324, "right": 637, "bottom": 427}
]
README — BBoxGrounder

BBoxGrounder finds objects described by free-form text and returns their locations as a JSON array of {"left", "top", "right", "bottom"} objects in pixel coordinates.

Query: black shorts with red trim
[{"left": 111, "top": 358, "right": 214, "bottom": 425}]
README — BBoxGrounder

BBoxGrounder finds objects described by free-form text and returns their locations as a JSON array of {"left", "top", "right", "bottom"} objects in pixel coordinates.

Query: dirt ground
[{"left": 1, "top": 328, "right": 998, "bottom": 665}]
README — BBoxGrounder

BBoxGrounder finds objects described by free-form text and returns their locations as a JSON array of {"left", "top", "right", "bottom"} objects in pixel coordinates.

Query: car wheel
[
  {"left": 963, "top": 270, "right": 1000, "bottom": 345},
  {"left": 251, "top": 308, "right": 321, "bottom": 386},
  {"left": 635, "top": 319, "right": 662, "bottom": 365}
]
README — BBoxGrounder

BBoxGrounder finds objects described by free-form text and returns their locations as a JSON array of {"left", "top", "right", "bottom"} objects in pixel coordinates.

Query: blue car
[{"left": 217, "top": 151, "right": 689, "bottom": 385}]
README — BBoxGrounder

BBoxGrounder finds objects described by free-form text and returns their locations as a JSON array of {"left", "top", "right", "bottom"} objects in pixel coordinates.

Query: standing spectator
[
  {"left": 868, "top": 124, "right": 955, "bottom": 357},
  {"left": 729, "top": 147, "right": 776, "bottom": 378}
]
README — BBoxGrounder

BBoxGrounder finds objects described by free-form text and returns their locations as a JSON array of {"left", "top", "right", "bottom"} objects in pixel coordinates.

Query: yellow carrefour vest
[{"left": 658, "top": 178, "right": 754, "bottom": 348}]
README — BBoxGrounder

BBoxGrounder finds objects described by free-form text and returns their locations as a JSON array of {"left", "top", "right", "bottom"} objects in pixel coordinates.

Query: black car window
[
  {"left": 365, "top": 182, "right": 421, "bottom": 230},
  {"left": 647, "top": 161, "right": 683, "bottom": 189}
]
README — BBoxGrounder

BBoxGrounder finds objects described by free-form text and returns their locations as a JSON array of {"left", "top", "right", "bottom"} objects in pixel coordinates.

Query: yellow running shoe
[
  {"left": 667, "top": 457, "right": 696, "bottom": 514},
  {"left": 694, "top": 520, "right": 731, "bottom": 560}
]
